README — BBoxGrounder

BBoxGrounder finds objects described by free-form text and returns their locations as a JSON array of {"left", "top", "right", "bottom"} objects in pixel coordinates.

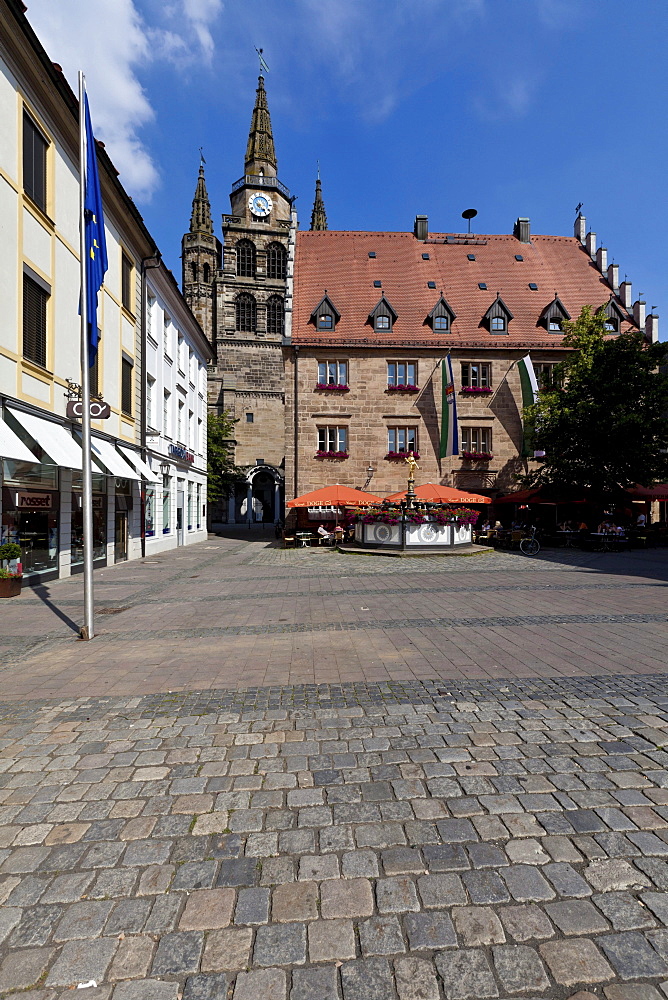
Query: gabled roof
[
  {"left": 369, "top": 295, "right": 397, "bottom": 322},
  {"left": 483, "top": 293, "right": 514, "bottom": 323},
  {"left": 292, "top": 230, "right": 638, "bottom": 348},
  {"left": 540, "top": 295, "right": 571, "bottom": 323},
  {"left": 428, "top": 295, "right": 457, "bottom": 322},
  {"left": 310, "top": 293, "right": 340, "bottom": 323}
]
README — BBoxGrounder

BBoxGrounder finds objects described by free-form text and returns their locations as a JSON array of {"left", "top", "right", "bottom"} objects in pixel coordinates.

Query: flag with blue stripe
[
  {"left": 440, "top": 354, "right": 459, "bottom": 458},
  {"left": 83, "top": 93, "right": 108, "bottom": 366}
]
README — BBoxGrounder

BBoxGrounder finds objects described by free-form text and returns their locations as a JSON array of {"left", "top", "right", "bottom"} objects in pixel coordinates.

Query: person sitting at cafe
[
  {"left": 317, "top": 524, "right": 334, "bottom": 544},
  {"left": 637, "top": 512, "right": 647, "bottom": 528},
  {"left": 597, "top": 519, "right": 611, "bottom": 533}
]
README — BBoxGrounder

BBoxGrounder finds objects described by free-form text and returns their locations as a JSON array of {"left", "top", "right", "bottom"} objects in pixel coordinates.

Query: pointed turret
[
  {"left": 310, "top": 172, "right": 328, "bottom": 231},
  {"left": 189, "top": 160, "right": 212, "bottom": 235},
  {"left": 245, "top": 75, "right": 277, "bottom": 176}
]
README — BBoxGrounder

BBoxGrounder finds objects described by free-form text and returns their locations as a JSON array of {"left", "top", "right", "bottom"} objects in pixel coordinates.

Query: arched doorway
[{"left": 232, "top": 465, "right": 284, "bottom": 523}]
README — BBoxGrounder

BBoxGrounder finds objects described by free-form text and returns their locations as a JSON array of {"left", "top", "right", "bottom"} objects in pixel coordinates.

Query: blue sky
[{"left": 26, "top": 0, "right": 668, "bottom": 334}]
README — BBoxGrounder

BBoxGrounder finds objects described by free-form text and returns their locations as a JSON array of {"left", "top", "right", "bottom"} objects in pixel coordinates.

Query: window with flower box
[
  {"left": 387, "top": 427, "right": 418, "bottom": 457},
  {"left": 461, "top": 426, "right": 492, "bottom": 457},
  {"left": 387, "top": 361, "right": 417, "bottom": 390},
  {"left": 317, "top": 426, "right": 348, "bottom": 456},
  {"left": 461, "top": 362, "right": 491, "bottom": 392},
  {"left": 317, "top": 360, "right": 348, "bottom": 389}
]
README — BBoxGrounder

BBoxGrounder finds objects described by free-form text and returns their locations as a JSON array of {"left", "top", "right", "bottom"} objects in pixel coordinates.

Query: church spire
[
  {"left": 310, "top": 167, "right": 328, "bottom": 231},
  {"left": 245, "top": 74, "right": 277, "bottom": 176},
  {"left": 189, "top": 156, "right": 212, "bottom": 235}
]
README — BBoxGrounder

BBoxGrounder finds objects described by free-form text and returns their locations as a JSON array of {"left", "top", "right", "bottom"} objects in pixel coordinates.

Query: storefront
[
  {"left": 70, "top": 471, "right": 107, "bottom": 570},
  {"left": 1, "top": 471, "right": 59, "bottom": 577}
]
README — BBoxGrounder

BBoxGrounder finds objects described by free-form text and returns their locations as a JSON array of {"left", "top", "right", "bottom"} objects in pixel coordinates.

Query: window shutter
[{"left": 23, "top": 275, "right": 47, "bottom": 368}]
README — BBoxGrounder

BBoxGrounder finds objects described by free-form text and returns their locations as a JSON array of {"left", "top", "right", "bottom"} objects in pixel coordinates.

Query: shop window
[
  {"left": 144, "top": 485, "right": 156, "bottom": 537},
  {"left": 121, "top": 254, "right": 133, "bottom": 312},
  {"left": 188, "top": 482, "right": 194, "bottom": 530},
  {"left": 196, "top": 483, "right": 202, "bottom": 528},
  {"left": 23, "top": 274, "right": 48, "bottom": 368},
  {"left": 121, "top": 358, "right": 133, "bottom": 415},
  {"left": 23, "top": 111, "right": 47, "bottom": 212},
  {"left": 162, "top": 475, "right": 171, "bottom": 533},
  {"left": 71, "top": 490, "right": 107, "bottom": 565}
]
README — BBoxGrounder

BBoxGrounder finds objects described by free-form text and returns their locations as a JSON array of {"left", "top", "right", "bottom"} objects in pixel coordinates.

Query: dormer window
[
  {"left": 428, "top": 295, "right": 456, "bottom": 333},
  {"left": 599, "top": 296, "right": 625, "bottom": 334},
  {"left": 604, "top": 317, "right": 618, "bottom": 332},
  {"left": 310, "top": 293, "right": 340, "bottom": 332},
  {"left": 540, "top": 295, "right": 570, "bottom": 333},
  {"left": 483, "top": 294, "right": 513, "bottom": 335},
  {"left": 369, "top": 295, "right": 397, "bottom": 334},
  {"left": 548, "top": 318, "right": 562, "bottom": 332}
]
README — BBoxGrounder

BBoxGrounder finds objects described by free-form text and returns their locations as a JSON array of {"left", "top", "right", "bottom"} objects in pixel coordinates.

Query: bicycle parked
[{"left": 519, "top": 525, "right": 540, "bottom": 556}]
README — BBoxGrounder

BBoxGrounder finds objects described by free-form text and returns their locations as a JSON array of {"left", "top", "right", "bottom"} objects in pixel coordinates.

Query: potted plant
[{"left": 0, "top": 542, "right": 22, "bottom": 598}]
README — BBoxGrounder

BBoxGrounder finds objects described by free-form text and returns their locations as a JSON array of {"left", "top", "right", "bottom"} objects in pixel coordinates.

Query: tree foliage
[
  {"left": 207, "top": 411, "right": 246, "bottom": 503},
  {"left": 524, "top": 305, "right": 668, "bottom": 501}
]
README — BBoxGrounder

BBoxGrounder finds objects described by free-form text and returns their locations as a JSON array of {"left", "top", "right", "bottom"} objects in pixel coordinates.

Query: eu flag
[{"left": 83, "top": 93, "right": 108, "bottom": 366}]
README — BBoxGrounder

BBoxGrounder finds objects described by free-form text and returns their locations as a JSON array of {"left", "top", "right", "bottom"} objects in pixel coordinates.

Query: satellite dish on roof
[{"left": 462, "top": 208, "right": 477, "bottom": 234}]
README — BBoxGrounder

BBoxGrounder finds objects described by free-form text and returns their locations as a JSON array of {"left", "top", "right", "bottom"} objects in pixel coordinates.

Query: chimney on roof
[
  {"left": 619, "top": 280, "right": 632, "bottom": 308},
  {"left": 414, "top": 215, "right": 428, "bottom": 241},
  {"left": 586, "top": 231, "right": 596, "bottom": 259},
  {"left": 645, "top": 313, "right": 659, "bottom": 343},
  {"left": 633, "top": 299, "right": 646, "bottom": 329},
  {"left": 574, "top": 213, "right": 586, "bottom": 243},
  {"left": 513, "top": 217, "right": 531, "bottom": 243},
  {"left": 595, "top": 247, "right": 607, "bottom": 273},
  {"left": 607, "top": 263, "right": 619, "bottom": 293}
]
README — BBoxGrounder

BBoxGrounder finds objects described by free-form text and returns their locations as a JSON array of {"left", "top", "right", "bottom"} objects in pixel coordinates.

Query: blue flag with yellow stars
[{"left": 83, "top": 93, "right": 108, "bottom": 366}]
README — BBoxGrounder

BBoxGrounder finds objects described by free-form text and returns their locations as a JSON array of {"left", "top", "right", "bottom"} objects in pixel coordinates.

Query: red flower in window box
[
  {"left": 461, "top": 386, "right": 493, "bottom": 394},
  {"left": 316, "top": 383, "right": 349, "bottom": 392},
  {"left": 387, "top": 384, "right": 419, "bottom": 392},
  {"left": 386, "top": 451, "right": 421, "bottom": 460},
  {"left": 315, "top": 450, "right": 349, "bottom": 458},
  {"left": 460, "top": 451, "right": 493, "bottom": 461}
]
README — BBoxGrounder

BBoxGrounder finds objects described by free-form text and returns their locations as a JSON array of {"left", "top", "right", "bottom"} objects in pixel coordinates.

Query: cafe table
[
  {"left": 556, "top": 531, "right": 579, "bottom": 548},
  {"left": 296, "top": 532, "right": 315, "bottom": 547}
]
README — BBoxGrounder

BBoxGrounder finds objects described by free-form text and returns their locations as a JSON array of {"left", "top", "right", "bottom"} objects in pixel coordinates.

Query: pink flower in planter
[
  {"left": 315, "top": 450, "right": 349, "bottom": 458},
  {"left": 387, "top": 384, "right": 419, "bottom": 392},
  {"left": 461, "top": 386, "right": 493, "bottom": 394},
  {"left": 316, "top": 383, "right": 349, "bottom": 391},
  {"left": 386, "top": 451, "right": 421, "bottom": 459}
]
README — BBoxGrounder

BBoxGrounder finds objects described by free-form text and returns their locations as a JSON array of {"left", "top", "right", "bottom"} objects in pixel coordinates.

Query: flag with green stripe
[
  {"left": 517, "top": 354, "right": 539, "bottom": 457},
  {"left": 440, "top": 355, "right": 459, "bottom": 458}
]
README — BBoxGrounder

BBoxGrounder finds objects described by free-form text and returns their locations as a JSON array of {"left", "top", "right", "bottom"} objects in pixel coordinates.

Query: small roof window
[
  {"left": 529, "top": 282, "right": 538, "bottom": 290},
  {"left": 427, "top": 281, "right": 436, "bottom": 289},
  {"left": 467, "top": 254, "right": 476, "bottom": 261},
  {"left": 422, "top": 253, "right": 430, "bottom": 260},
  {"left": 368, "top": 251, "right": 376, "bottom": 258},
  {"left": 478, "top": 282, "right": 487, "bottom": 290},
  {"left": 515, "top": 254, "right": 524, "bottom": 261},
  {"left": 373, "top": 280, "right": 382, "bottom": 288}
]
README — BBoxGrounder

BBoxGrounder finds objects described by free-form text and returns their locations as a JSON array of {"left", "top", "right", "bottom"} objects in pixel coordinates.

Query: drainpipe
[
  {"left": 293, "top": 346, "right": 299, "bottom": 499},
  {"left": 140, "top": 250, "right": 161, "bottom": 558}
]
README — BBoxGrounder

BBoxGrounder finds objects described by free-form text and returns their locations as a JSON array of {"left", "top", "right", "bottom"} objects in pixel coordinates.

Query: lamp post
[{"left": 362, "top": 464, "right": 375, "bottom": 491}]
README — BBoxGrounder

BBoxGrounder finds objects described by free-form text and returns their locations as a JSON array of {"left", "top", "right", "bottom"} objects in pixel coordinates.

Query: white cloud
[{"left": 24, "top": 0, "right": 223, "bottom": 200}]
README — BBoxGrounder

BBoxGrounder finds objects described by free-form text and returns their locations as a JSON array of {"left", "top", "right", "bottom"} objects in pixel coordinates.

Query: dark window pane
[
  {"left": 23, "top": 274, "right": 48, "bottom": 368},
  {"left": 122, "top": 255, "right": 133, "bottom": 311},
  {"left": 266, "top": 295, "right": 284, "bottom": 336},
  {"left": 236, "top": 293, "right": 256, "bottom": 332},
  {"left": 121, "top": 359, "right": 133, "bottom": 415},
  {"left": 23, "top": 112, "right": 47, "bottom": 211},
  {"left": 236, "top": 240, "right": 256, "bottom": 277},
  {"left": 267, "top": 243, "right": 286, "bottom": 279}
]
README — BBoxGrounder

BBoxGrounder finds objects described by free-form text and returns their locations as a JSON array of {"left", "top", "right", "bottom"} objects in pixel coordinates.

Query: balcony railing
[{"left": 231, "top": 175, "right": 291, "bottom": 199}]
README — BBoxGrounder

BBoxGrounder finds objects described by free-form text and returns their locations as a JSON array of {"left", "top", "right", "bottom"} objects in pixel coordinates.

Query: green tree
[
  {"left": 524, "top": 305, "right": 668, "bottom": 501},
  {"left": 207, "top": 411, "right": 246, "bottom": 503}
]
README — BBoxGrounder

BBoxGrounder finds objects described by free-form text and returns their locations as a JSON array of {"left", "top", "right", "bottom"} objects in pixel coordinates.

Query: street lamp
[{"left": 363, "top": 465, "right": 375, "bottom": 490}]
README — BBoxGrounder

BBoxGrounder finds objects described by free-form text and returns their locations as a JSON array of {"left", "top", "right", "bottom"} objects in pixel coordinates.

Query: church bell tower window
[
  {"left": 267, "top": 243, "right": 287, "bottom": 280},
  {"left": 237, "top": 239, "right": 256, "bottom": 278},
  {"left": 267, "top": 296, "right": 284, "bottom": 336},
  {"left": 236, "top": 293, "right": 257, "bottom": 332}
]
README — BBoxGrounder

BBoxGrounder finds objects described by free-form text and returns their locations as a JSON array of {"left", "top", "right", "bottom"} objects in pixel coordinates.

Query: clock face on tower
[{"left": 249, "top": 193, "right": 272, "bottom": 217}]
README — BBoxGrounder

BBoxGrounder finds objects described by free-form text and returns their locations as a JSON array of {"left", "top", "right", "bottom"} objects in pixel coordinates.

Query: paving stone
[
  {"left": 506, "top": 838, "right": 551, "bottom": 864},
  {"left": 492, "top": 943, "right": 551, "bottom": 994},
  {"left": 172, "top": 860, "right": 218, "bottom": 891},
  {"left": 0, "top": 906, "right": 21, "bottom": 945},
  {"left": 499, "top": 903, "right": 555, "bottom": 942},
  {"left": 273, "top": 881, "right": 319, "bottom": 922},
  {"left": 376, "top": 875, "right": 421, "bottom": 913},
  {"left": 340, "top": 957, "right": 396, "bottom": 1000},
  {"left": 597, "top": 931, "right": 668, "bottom": 979},
  {"left": 216, "top": 858, "right": 258, "bottom": 887},
  {"left": 321, "top": 878, "right": 374, "bottom": 919},
  {"left": 201, "top": 927, "right": 253, "bottom": 971},
  {"left": 382, "top": 847, "right": 424, "bottom": 874},
  {"left": 53, "top": 899, "right": 114, "bottom": 941},
  {"left": 0, "top": 947, "right": 54, "bottom": 992},
  {"left": 539, "top": 938, "right": 615, "bottom": 986},
  {"left": 435, "top": 948, "right": 499, "bottom": 999},
  {"left": 108, "top": 935, "right": 155, "bottom": 980},
  {"left": 151, "top": 931, "right": 204, "bottom": 975},
  {"left": 144, "top": 893, "right": 182, "bottom": 934},
  {"left": 462, "top": 870, "right": 510, "bottom": 904},
  {"left": 111, "top": 981, "right": 180, "bottom": 1000},
  {"left": 584, "top": 859, "right": 652, "bottom": 892},
  {"left": 545, "top": 899, "right": 610, "bottom": 935},
  {"left": 594, "top": 892, "right": 657, "bottom": 930},
  {"left": 137, "top": 863, "right": 174, "bottom": 895},
  {"left": 395, "top": 956, "right": 440, "bottom": 1000},
  {"left": 423, "top": 843, "right": 470, "bottom": 871},
  {"left": 359, "top": 915, "right": 406, "bottom": 955},
  {"left": 342, "top": 850, "right": 379, "bottom": 878},
  {"left": 291, "top": 965, "right": 339, "bottom": 1000},
  {"left": 436, "top": 818, "right": 478, "bottom": 842},
  {"left": 641, "top": 891, "right": 668, "bottom": 925},
  {"left": 417, "top": 873, "right": 467, "bottom": 908},
  {"left": 183, "top": 972, "right": 229, "bottom": 1000},
  {"left": 647, "top": 928, "right": 668, "bottom": 961},
  {"left": 502, "top": 864, "right": 556, "bottom": 901},
  {"left": 453, "top": 906, "right": 506, "bottom": 946},
  {"left": 233, "top": 968, "right": 286, "bottom": 1000},
  {"left": 404, "top": 910, "right": 457, "bottom": 950},
  {"left": 604, "top": 986, "right": 665, "bottom": 1000},
  {"left": 543, "top": 861, "right": 592, "bottom": 897},
  {"left": 254, "top": 922, "right": 307, "bottom": 966},
  {"left": 180, "top": 888, "right": 235, "bottom": 930},
  {"left": 10, "top": 904, "right": 63, "bottom": 946},
  {"left": 41, "top": 871, "right": 94, "bottom": 904},
  {"left": 298, "top": 854, "right": 340, "bottom": 881},
  {"left": 46, "top": 938, "right": 118, "bottom": 986},
  {"left": 308, "top": 918, "right": 356, "bottom": 962}
]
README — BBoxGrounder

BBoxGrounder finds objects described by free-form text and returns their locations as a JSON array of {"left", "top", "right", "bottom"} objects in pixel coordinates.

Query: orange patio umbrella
[
  {"left": 384, "top": 483, "right": 492, "bottom": 504},
  {"left": 286, "top": 484, "right": 384, "bottom": 507}
]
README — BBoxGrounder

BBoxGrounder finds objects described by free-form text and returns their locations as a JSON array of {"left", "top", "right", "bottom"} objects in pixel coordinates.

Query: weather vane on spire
[{"left": 255, "top": 47, "right": 269, "bottom": 74}]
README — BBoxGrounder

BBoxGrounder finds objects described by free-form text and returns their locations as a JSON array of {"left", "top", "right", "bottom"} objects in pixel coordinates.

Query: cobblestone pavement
[
  {"left": 0, "top": 678, "right": 668, "bottom": 998},
  {"left": 1, "top": 535, "right": 668, "bottom": 697}
]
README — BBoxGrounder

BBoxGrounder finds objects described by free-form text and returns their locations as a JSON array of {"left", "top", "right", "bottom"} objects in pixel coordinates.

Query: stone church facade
[{"left": 182, "top": 75, "right": 656, "bottom": 523}]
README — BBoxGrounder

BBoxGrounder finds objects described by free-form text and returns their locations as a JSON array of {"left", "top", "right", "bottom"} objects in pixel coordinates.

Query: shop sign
[
  {"left": 66, "top": 400, "right": 111, "bottom": 419},
  {"left": 169, "top": 444, "right": 194, "bottom": 464},
  {"left": 73, "top": 493, "right": 106, "bottom": 510},
  {"left": 16, "top": 491, "right": 52, "bottom": 509}
]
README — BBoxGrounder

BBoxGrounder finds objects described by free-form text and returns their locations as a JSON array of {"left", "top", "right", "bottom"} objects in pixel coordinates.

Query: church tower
[
  {"left": 310, "top": 171, "right": 328, "bottom": 231},
  {"left": 205, "top": 73, "right": 294, "bottom": 524},
  {"left": 181, "top": 158, "right": 220, "bottom": 339}
]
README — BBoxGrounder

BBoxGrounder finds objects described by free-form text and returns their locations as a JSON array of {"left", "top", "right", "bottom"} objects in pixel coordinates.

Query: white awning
[
  {"left": 118, "top": 445, "right": 160, "bottom": 482},
  {"left": 91, "top": 436, "right": 141, "bottom": 480},
  {"left": 8, "top": 407, "right": 83, "bottom": 468},
  {"left": 0, "top": 416, "right": 39, "bottom": 463}
]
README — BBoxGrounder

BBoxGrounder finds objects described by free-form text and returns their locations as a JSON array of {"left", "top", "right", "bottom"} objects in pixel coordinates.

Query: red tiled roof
[{"left": 293, "top": 231, "right": 637, "bottom": 348}]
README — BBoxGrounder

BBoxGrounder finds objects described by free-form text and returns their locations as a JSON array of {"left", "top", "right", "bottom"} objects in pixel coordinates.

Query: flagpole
[{"left": 78, "top": 71, "right": 94, "bottom": 640}]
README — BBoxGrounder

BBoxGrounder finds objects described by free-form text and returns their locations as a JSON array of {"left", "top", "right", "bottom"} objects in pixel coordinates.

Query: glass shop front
[
  {"left": 70, "top": 471, "right": 108, "bottom": 568},
  {"left": 1, "top": 459, "right": 60, "bottom": 576}
]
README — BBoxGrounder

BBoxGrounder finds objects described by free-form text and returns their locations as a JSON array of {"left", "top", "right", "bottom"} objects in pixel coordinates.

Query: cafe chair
[{"left": 282, "top": 531, "right": 296, "bottom": 548}]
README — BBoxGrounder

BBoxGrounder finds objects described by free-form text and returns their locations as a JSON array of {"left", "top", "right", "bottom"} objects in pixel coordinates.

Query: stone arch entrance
[{"left": 232, "top": 465, "right": 284, "bottom": 523}]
